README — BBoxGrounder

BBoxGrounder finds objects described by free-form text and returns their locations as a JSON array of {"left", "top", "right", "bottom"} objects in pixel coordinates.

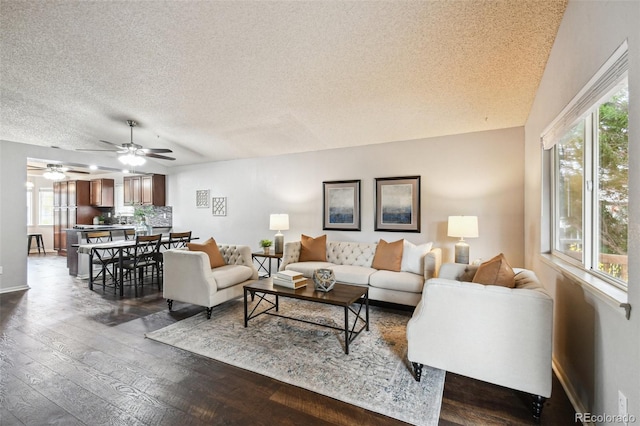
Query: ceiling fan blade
[
  {"left": 99, "top": 139, "right": 125, "bottom": 148},
  {"left": 144, "top": 153, "right": 176, "bottom": 161},
  {"left": 76, "top": 148, "right": 122, "bottom": 152},
  {"left": 140, "top": 148, "right": 173, "bottom": 154}
]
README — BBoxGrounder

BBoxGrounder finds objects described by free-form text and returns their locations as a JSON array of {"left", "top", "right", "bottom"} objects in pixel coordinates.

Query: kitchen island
[{"left": 65, "top": 226, "right": 134, "bottom": 277}]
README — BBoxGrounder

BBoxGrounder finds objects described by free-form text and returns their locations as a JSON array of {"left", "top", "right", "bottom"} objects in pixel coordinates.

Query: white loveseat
[
  {"left": 163, "top": 244, "right": 258, "bottom": 318},
  {"left": 280, "top": 240, "right": 441, "bottom": 306},
  {"left": 406, "top": 263, "right": 553, "bottom": 421}
]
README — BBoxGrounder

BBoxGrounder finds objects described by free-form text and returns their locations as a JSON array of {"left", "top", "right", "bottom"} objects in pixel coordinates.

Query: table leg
[
  {"left": 88, "top": 250, "right": 94, "bottom": 290},
  {"left": 344, "top": 306, "right": 349, "bottom": 355},
  {"left": 243, "top": 288, "right": 248, "bottom": 327},
  {"left": 365, "top": 291, "right": 369, "bottom": 331},
  {"left": 118, "top": 248, "right": 124, "bottom": 297},
  {"left": 275, "top": 295, "right": 279, "bottom": 312}
]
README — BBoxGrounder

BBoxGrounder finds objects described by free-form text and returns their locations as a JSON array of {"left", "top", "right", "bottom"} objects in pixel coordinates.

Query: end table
[{"left": 252, "top": 251, "right": 283, "bottom": 278}]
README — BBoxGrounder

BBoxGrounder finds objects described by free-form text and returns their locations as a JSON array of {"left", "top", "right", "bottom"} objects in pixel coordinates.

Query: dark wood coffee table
[{"left": 243, "top": 279, "right": 369, "bottom": 354}]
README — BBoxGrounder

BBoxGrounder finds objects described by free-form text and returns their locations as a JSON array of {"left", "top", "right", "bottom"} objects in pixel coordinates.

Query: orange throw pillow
[
  {"left": 372, "top": 239, "right": 404, "bottom": 272},
  {"left": 299, "top": 234, "right": 327, "bottom": 262},
  {"left": 187, "top": 237, "right": 225, "bottom": 268},
  {"left": 472, "top": 253, "right": 515, "bottom": 288}
]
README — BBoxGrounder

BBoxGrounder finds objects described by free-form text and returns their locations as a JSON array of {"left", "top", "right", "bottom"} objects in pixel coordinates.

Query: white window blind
[{"left": 541, "top": 40, "right": 628, "bottom": 150}]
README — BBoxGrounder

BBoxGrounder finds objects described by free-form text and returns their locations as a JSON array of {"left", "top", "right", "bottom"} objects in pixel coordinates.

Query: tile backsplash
[{"left": 104, "top": 206, "right": 173, "bottom": 227}]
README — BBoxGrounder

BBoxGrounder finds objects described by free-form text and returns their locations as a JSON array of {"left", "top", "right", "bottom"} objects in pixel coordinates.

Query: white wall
[
  {"left": 26, "top": 175, "right": 55, "bottom": 253},
  {"left": 524, "top": 0, "right": 639, "bottom": 419},
  {"left": 168, "top": 126, "right": 525, "bottom": 265},
  {"left": 0, "top": 140, "right": 168, "bottom": 293}
]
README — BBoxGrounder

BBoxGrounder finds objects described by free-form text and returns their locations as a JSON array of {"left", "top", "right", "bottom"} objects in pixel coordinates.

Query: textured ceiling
[{"left": 1, "top": 1, "right": 567, "bottom": 167}]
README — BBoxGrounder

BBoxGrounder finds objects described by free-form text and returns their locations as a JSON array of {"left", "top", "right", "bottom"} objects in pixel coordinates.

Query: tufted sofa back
[
  {"left": 326, "top": 241, "right": 377, "bottom": 266},
  {"left": 218, "top": 244, "right": 252, "bottom": 266}
]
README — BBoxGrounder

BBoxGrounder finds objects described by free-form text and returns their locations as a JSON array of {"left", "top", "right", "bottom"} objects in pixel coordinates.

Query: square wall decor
[
  {"left": 196, "top": 190, "right": 210, "bottom": 208},
  {"left": 212, "top": 197, "right": 227, "bottom": 216}
]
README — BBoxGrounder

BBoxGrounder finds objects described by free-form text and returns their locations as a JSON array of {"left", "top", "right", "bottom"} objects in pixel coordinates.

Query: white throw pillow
[{"left": 401, "top": 241, "right": 433, "bottom": 275}]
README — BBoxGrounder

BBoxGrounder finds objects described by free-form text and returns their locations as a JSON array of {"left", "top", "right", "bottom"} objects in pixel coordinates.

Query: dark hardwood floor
[{"left": 0, "top": 254, "right": 578, "bottom": 425}]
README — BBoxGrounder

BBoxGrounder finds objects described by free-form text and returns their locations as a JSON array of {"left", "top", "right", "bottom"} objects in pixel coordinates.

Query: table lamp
[
  {"left": 447, "top": 216, "right": 478, "bottom": 264},
  {"left": 270, "top": 214, "right": 289, "bottom": 254}
]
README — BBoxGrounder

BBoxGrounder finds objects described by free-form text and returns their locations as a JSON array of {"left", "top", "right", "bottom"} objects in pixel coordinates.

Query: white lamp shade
[
  {"left": 447, "top": 216, "right": 479, "bottom": 238},
  {"left": 269, "top": 214, "right": 289, "bottom": 231}
]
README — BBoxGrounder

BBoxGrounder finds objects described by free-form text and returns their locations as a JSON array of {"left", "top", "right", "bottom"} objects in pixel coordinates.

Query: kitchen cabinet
[
  {"left": 124, "top": 174, "right": 165, "bottom": 206},
  {"left": 123, "top": 176, "right": 141, "bottom": 206},
  {"left": 90, "top": 178, "right": 114, "bottom": 207},
  {"left": 53, "top": 180, "right": 100, "bottom": 254}
]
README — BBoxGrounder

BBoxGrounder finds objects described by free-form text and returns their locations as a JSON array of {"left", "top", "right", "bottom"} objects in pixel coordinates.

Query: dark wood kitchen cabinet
[
  {"left": 90, "top": 178, "right": 114, "bottom": 207},
  {"left": 124, "top": 174, "right": 165, "bottom": 206},
  {"left": 53, "top": 180, "right": 100, "bottom": 254}
]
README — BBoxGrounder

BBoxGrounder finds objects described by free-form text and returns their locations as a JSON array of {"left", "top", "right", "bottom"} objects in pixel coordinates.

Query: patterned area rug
[{"left": 146, "top": 298, "right": 444, "bottom": 425}]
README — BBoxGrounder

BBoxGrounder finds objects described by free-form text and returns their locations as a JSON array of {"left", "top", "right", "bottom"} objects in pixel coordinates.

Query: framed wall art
[
  {"left": 196, "top": 190, "right": 210, "bottom": 208},
  {"left": 374, "top": 176, "right": 420, "bottom": 232},
  {"left": 212, "top": 197, "right": 227, "bottom": 216},
  {"left": 323, "top": 180, "right": 361, "bottom": 231}
]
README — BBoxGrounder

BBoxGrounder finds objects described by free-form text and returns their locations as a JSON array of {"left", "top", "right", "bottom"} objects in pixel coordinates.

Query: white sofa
[
  {"left": 406, "top": 263, "right": 553, "bottom": 421},
  {"left": 280, "top": 240, "right": 441, "bottom": 306},
  {"left": 163, "top": 244, "right": 258, "bottom": 318}
]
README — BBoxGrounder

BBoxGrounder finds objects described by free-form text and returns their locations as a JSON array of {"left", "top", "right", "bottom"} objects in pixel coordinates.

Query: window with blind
[{"left": 543, "top": 42, "right": 629, "bottom": 288}]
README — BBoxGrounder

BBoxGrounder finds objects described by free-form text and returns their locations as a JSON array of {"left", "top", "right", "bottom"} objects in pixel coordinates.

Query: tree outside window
[{"left": 553, "top": 81, "right": 628, "bottom": 285}]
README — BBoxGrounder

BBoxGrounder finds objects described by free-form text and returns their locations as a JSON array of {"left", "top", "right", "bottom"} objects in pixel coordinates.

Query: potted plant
[{"left": 259, "top": 239, "right": 272, "bottom": 254}]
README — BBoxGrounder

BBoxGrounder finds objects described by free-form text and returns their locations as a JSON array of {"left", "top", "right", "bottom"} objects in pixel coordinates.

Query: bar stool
[{"left": 27, "top": 233, "right": 46, "bottom": 255}]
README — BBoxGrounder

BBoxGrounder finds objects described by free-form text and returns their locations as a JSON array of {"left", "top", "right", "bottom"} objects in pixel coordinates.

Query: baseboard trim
[
  {"left": 552, "top": 358, "right": 593, "bottom": 426},
  {"left": 0, "top": 284, "right": 30, "bottom": 294}
]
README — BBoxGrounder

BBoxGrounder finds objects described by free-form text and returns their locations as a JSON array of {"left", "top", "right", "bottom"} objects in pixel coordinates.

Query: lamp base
[
  {"left": 454, "top": 241, "right": 470, "bottom": 264},
  {"left": 274, "top": 232, "right": 284, "bottom": 254}
]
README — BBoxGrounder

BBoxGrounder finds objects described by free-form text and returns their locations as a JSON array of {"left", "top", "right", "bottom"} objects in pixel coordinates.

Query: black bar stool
[{"left": 27, "top": 233, "right": 46, "bottom": 255}]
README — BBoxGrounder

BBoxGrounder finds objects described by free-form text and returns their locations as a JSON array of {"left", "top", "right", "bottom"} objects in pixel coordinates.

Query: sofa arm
[
  {"left": 163, "top": 248, "right": 219, "bottom": 305},
  {"left": 407, "top": 277, "right": 553, "bottom": 397},
  {"left": 219, "top": 244, "right": 258, "bottom": 279},
  {"left": 423, "top": 247, "right": 442, "bottom": 280},
  {"left": 279, "top": 241, "right": 301, "bottom": 271}
]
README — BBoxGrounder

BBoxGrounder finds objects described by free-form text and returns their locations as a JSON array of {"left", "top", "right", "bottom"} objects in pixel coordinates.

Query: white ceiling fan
[
  {"left": 77, "top": 120, "right": 176, "bottom": 165},
  {"left": 28, "top": 163, "right": 90, "bottom": 180}
]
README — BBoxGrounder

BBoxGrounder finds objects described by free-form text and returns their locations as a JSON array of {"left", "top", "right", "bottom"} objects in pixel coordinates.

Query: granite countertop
[
  {"left": 64, "top": 225, "right": 172, "bottom": 231},
  {"left": 64, "top": 225, "right": 136, "bottom": 231}
]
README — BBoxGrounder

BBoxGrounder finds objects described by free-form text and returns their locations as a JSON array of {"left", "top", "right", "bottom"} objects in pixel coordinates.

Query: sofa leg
[
  {"left": 532, "top": 394, "right": 546, "bottom": 422},
  {"left": 412, "top": 362, "right": 423, "bottom": 382},
  {"left": 206, "top": 307, "right": 213, "bottom": 319},
  {"left": 167, "top": 299, "right": 173, "bottom": 311}
]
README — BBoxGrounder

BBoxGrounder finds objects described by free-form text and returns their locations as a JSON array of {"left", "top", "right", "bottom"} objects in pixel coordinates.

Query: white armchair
[
  {"left": 406, "top": 263, "right": 553, "bottom": 421},
  {"left": 163, "top": 244, "right": 258, "bottom": 318}
]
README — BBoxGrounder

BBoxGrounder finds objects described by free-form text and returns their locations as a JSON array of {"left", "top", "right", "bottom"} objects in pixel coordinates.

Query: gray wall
[
  {"left": 168, "top": 126, "right": 525, "bottom": 263},
  {"left": 524, "top": 0, "right": 639, "bottom": 419}
]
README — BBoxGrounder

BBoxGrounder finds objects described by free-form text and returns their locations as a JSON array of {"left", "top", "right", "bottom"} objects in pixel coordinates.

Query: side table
[{"left": 252, "top": 251, "right": 283, "bottom": 278}]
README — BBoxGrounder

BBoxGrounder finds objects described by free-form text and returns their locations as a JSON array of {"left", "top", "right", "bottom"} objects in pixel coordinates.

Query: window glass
[
  {"left": 596, "top": 84, "right": 629, "bottom": 282},
  {"left": 555, "top": 120, "right": 584, "bottom": 262},
  {"left": 39, "top": 188, "right": 54, "bottom": 226},
  {"left": 27, "top": 189, "right": 33, "bottom": 226},
  {"left": 551, "top": 79, "right": 628, "bottom": 286}
]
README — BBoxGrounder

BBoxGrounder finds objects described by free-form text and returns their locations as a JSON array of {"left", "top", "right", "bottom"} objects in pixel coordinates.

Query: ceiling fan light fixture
[
  {"left": 118, "top": 153, "right": 146, "bottom": 166},
  {"left": 43, "top": 164, "right": 66, "bottom": 181}
]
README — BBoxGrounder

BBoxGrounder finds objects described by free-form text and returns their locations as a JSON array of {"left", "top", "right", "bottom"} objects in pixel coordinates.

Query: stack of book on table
[{"left": 273, "top": 270, "right": 308, "bottom": 289}]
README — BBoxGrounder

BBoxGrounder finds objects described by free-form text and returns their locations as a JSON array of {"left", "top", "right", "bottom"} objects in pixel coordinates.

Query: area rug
[{"left": 145, "top": 298, "right": 445, "bottom": 425}]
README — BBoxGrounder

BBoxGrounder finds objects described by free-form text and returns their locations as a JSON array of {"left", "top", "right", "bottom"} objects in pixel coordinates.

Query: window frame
[
  {"left": 38, "top": 187, "right": 54, "bottom": 226},
  {"left": 27, "top": 188, "right": 34, "bottom": 226},
  {"left": 544, "top": 42, "right": 629, "bottom": 292}
]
